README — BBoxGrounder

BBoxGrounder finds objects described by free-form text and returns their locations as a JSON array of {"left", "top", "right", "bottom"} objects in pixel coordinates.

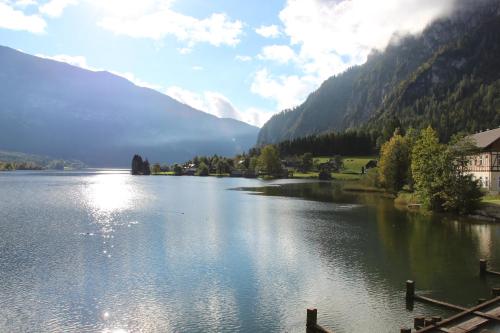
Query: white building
[{"left": 466, "top": 128, "right": 500, "bottom": 192}]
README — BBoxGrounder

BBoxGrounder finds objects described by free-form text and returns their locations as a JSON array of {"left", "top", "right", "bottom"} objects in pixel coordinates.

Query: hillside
[
  {"left": 258, "top": 0, "right": 500, "bottom": 144},
  {"left": 0, "top": 46, "right": 259, "bottom": 167},
  {"left": 0, "top": 150, "right": 85, "bottom": 170}
]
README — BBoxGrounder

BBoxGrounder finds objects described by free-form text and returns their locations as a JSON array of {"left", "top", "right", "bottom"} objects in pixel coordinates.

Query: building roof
[{"left": 468, "top": 128, "right": 500, "bottom": 148}]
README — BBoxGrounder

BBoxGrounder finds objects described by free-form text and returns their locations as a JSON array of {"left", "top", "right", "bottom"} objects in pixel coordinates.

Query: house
[
  {"left": 183, "top": 163, "right": 197, "bottom": 176},
  {"left": 466, "top": 128, "right": 500, "bottom": 192}
]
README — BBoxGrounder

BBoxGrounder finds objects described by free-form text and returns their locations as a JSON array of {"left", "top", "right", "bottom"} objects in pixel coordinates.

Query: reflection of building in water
[
  {"left": 466, "top": 128, "right": 500, "bottom": 193},
  {"left": 449, "top": 219, "right": 498, "bottom": 258},
  {"left": 471, "top": 223, "right": 495, "bottom": 257}
]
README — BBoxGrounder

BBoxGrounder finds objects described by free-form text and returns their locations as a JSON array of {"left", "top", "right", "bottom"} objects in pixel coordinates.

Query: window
[
  {"left": 498, "top": 176, "right": 500, "bottom": 189},
  {"left": 485, "top": 176, "right": 489, "bottom": 188},
  {"left": 479, "top": 177, "right": 483, "bottom": 187}
]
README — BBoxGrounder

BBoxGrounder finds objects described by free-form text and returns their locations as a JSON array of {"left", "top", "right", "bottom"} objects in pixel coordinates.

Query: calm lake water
[{"left": 1, "top": 170, "right": 500, "bottom": 332}]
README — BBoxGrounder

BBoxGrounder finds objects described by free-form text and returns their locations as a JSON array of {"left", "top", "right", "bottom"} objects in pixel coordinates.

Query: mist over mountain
[
  {"left": 0, "top": 46, "right": 258, "bottom": 167},
  {"left": 258, "top": 0, "right": 500, "bottom": 144}
]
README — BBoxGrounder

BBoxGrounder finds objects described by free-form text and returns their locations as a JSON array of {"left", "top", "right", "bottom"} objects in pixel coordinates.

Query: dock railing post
[
  {"left": 406, "top": 280, "right": 415, "bottom": 300},
  {"left": 307, "top": 308, "right": 317, "bottom": 328},
  {"left": 492, "top": 287, "right": 500, "bottom": 297},
  {"left": 414, "top": 316, "right": 425, "bottom": 329},
  {"left": 480, "top": 259, "right": 487, "bottom": 276}
]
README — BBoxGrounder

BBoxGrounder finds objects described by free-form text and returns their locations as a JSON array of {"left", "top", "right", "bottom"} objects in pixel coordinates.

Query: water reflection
[
  {"left": 1, "top": 173, "right": 500, "bottom": 332},
  {"left": 241, "top": 181, "right": 500, "bottom": 329}
]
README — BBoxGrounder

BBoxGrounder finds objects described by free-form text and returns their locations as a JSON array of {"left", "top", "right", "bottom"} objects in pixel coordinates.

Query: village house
[{"left": 467, "top": 127, "right": 500, "bottom": 192}]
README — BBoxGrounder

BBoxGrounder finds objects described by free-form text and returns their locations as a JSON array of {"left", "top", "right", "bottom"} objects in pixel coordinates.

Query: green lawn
[
  {"left": 331, "top": 172, "right": 362, "bottom": 180},
  {"left": 314, "top": 156, "right": 377, "bottom": 174},
  {"left": 481, "top": 194, "right": 500, "bottom": 206},
  {"left": 153, "top": 171, "right": 175, "bottom": 175},
  {"left": 292, "top": 171, "right": 319, "bottom": 179},
  {"left": 291, "top": 156, "right": 377, "bottom": 181}
]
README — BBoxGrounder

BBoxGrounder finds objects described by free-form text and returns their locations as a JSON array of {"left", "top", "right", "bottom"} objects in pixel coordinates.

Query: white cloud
[
  {"left": 165, "top": 86, "right": 271, "bottom": 127},
  {"left": 0, "top": 2, "right": 46, "bottom": 33},
  {"left": 258, "top": 45, "right": 297, "bottom": 64},
  {"left": 235, "top": 55, "right": 252, "bottom": 62},
  {"left": 249, "top": 0, "right": 457, "bottom": 114},
  {"left": 250, "top": 69, "right": 319, "bottom": 111},
  {"left": 13, "top": 0, "right": 37, "bottom": 8},
  {"left": 93, "top": 1, "right": 243, "bottom": 47},
  {"left": 110, "top": 70, "right": 163, "bottom": 91},
  {"left": 255, "top": 24, "right": 281, "bottom": 38},
  {"left": 39, "top": 0, "right": 77, "bottom": 17},
  {"left": 177, "top": 47, "right": 192, "bottom": 55},
  {"left": 192, "top": 65, "right": 203, "bottom": 71},
  {"left": 279, "top": 0, "right": 456, "bottom": 79},
  {"left": 36, "top": 53, "right": 94, "bottom": 69}
]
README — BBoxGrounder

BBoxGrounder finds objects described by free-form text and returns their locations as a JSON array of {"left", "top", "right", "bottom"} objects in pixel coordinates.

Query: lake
[{"left": 1, "top": 170, "right": 500, "bottom": 332}]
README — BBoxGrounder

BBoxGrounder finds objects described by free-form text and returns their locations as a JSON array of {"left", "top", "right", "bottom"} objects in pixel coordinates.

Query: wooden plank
[
  {"left": 415, "top": 297, "right": 500, "bottom": 333},
  {"left": 414, "top": 295, "right": 500, "bottom": 322},
  {"left": 415, "top": 295, "right": 467, "bottom": 311},
  {"left": 486, "top": 269, "right": 500, "bottom": 277}
]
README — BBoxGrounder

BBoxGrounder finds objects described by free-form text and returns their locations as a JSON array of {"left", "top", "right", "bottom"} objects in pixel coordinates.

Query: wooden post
[
  {"left": 480, "top": 259, "right": 487, "bottom": 276},
  {"left": 400, "top": 328, "right": 411, "bottom": 333},
  {"left": 431, "top": 316, "right": 442, "bottom": 323},
  {"left": 307, "top": 308, "right": 318, "bottom": 327},
  {"left": 406, "top": 280, "right": 415, "bottom": 300},
  {"left": 424, "top": 318, "right": 433, "bottom": 327},
  {"left": 477, "top": 298, "right": 487, "bottom": 304},
  {"left": 492, "top": 287, "right": 500, "bottom": 297},
  {"left": 414, "top": 316, "right": 425, "bottom": 329}
]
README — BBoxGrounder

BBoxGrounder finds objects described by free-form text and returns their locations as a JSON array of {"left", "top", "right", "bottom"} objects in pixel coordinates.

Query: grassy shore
[
  {"left": 292, "top": 156, "right": 376, "bottom": 180},
  {"left": 481, "top": 194, "right": 500, "bottom": 206},
  {"left": 394, "top": 191, "right": 420, "bottom": 206}
]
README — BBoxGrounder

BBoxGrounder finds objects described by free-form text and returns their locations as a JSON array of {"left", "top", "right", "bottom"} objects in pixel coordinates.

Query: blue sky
[{"left": 0, "top": 0, "right": 456, "bottom": 127}]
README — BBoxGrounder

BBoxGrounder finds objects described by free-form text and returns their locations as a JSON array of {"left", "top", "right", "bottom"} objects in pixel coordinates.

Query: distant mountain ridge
[
  {"left": 258, "top": 0, "right": 500, "bottom": 144},
  {"left": 0, "top": 46, "right": 259, "bottom": 167}
]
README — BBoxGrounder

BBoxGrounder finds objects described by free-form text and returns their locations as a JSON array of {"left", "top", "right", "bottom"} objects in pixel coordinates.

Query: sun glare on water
[{"left": 85, "top": 174, "right": 135, "bottom": 213}]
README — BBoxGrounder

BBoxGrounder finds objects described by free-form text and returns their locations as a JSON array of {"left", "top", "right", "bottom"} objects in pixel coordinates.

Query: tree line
[
  {"left": 377, "top": 127, "right": 482, "bottom": 214},
  {"left": 277, "top": 130, "right": 376, "bottom": 157}
]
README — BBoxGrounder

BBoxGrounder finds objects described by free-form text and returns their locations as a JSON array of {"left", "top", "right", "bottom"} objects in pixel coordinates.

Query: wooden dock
[
  {"left": 402, "top": 260, "right": 500, "bottom": 333},
  {"left": 306, "top": 259, "right": 500, "bottom": 332}
]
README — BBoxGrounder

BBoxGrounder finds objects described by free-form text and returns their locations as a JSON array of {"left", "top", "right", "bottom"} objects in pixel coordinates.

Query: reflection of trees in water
[
  {"left": 374, "top": 203, "right": 500, "bottom": 305},
  {"left": 241, "top": 182, "right": 500, "bottom": 307},
  {"left": 237, "top": 182, "right": 359, "bottom": 204}
]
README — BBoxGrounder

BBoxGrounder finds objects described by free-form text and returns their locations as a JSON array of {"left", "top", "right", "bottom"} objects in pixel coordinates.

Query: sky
[{"left": 0, "top": 0, "right": 457, "bottom": 127}]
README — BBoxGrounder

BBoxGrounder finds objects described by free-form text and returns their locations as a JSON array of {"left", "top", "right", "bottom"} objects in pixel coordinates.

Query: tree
[
  {"left": 257, "top": 145, "right": 282, "bottom": 176},
  {"left": 300, "top": 153, "right": 313, "bottom": 172},
  {"left": 378, "top": 132, "right": 410, "bottom": 192},
  {"left": 318, "top": 164, "right": 332, "bottom": 180},
  {"left": 131, "top": 154, "right": 144, "bottom": 175},
  {"left": 152, "top": 163, "right": 161, "bottom": 174},
  {"left": 411, "top": 127, "right": 444, "bottom": 209},
  {"left": 411, "top": 127, "right": 482, "bottom": 214},
  {"left": 48, "top": 160, "right": 64, "bottom": 170},
  {"left": 215, "top": 159, "right": 229, "bottom": 175},
  {"left": 197, "top": 162, "right": 209, "bottom": 176},
  {"left": 331, "top": 155, "right": 344, "bottom": 172},
  {"left": 173, "top": 164, "right": 182, "bottom": 176},
  {"left": 143, "top": 159, "right": 151, "bottom": 175}
]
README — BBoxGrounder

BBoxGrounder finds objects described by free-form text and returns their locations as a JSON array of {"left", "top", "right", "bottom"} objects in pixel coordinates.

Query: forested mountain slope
[{"left": 258, "top": 0, "right": 500, "bottom": 144}]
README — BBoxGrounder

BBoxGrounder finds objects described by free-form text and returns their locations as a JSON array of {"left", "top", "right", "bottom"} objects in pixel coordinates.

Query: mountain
[
  {"left": 0, "top": 46, "right": 259, "bottom": 167},
  {"left": 258, "top": 0, "right": 500, "bottom": 145}
]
